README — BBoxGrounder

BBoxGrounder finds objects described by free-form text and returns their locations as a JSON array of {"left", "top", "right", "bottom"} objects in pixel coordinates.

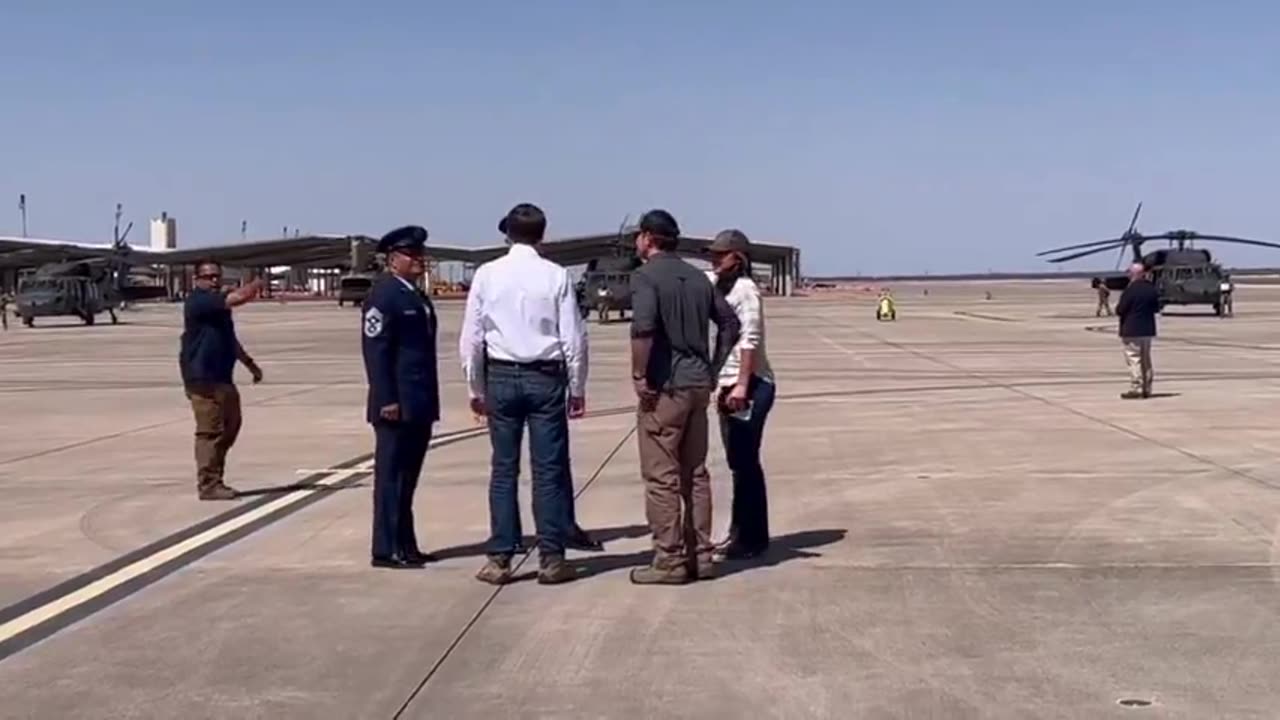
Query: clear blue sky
[{"left": 3, "top": 1, "right": 1278, "bottom": 274}]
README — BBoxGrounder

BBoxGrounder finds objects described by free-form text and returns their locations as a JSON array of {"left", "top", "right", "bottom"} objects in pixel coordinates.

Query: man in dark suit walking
[{"left": 361, "top": 225, "right": 441, "bottom": 568}]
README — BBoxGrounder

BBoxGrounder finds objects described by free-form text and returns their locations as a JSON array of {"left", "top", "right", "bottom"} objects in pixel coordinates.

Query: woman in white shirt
[{"left": 705, "top": 229, "right": 775, "bottom": 560}]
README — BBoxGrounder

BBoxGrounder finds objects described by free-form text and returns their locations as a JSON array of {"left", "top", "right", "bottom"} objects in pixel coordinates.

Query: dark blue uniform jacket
[
  {"left": 361, "top": 275, "right": 441, "bottom": 425},
  {"left": 1116, "top": 279, "right": 1160, "bottom": 338}
]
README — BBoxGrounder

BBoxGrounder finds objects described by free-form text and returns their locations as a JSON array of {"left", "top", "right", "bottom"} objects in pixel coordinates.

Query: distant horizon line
[{"left": 806, "top": 267, "right": 1280, "bottom": 282}]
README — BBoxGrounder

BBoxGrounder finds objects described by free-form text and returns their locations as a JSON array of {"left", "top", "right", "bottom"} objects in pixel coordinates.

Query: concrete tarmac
[{"left": 2, "top": 280, "right": 1280, "bottom": 718}]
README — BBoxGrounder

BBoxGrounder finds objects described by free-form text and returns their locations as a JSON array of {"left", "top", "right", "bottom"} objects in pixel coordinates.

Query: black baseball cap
[
  {"left": 498, "top": 203, "right": 547, "bottom": 241},
  {"left": 708, "top": 228, "right": 750, "bottom": 254},
  {"left": 638, "top": 209, "right": 680, "bottom": 239}
]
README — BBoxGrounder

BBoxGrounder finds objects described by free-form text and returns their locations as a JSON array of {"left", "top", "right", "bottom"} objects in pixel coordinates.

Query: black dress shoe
[
  {"left": 403, "top": 549, "right": 439, "bottom": 565},
  {"left": 714, "top": 541, "right": 768, "bottom": 561},
  {"left": 566, "top": 525, "right": 604, "bottom": 552},
  {"left": 371, "top": 555, "right": 420, "bottom": 569}
]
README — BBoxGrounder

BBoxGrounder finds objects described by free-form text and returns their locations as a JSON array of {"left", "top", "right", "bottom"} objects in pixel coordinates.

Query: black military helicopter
[
  {"left": 576, "top": 216, "right": 642, "bottom": 323},
  {"left": 14, "top": 206, "right": 167, "bottom": 327},
  {"left": 1036, "top": 202, "right": 1280, "bottom": 317}
]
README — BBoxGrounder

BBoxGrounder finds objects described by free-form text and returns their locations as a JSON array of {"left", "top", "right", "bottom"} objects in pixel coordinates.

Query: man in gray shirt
[{"left": 628, "top": 209, "right": 741, "bottom": 585}]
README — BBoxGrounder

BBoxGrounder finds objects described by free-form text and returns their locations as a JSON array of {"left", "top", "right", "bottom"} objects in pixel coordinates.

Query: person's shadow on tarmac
[
  {"left": 429, "top": 523, "right": 653, "bottom": 562},
  {"left": 574, "top": 528, "right": 848, "bottom": 580}
]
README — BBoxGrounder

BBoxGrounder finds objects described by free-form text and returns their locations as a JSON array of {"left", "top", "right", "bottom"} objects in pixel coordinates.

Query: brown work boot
[
  {"left": 629, "top": 563, "right": 691, "bottom": 585},
  {"left": 1120, "top": 390, "right": 1143, "bottom": 400},
  {"left": 695, "top": 558, "right": 717, "bottom": 580},
  {"left": 475, "top": 555, "right": 513, "bottom": 585},
  {"left": 198, "top": 483, "right": 239, "bottom": 501},
  {"left": 537, "top": 555, "right": 577, "bottom": 585}
]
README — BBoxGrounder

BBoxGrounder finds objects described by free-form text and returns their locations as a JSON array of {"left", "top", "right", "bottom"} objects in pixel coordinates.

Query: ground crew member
[
  {"left": 1093, "top": 277, "right": 1112, "bottom": 316},
  {"left": 460, "top": 203, "right": 585, "bottom": 586},
  {"left": 0, "top": 290, "right": 9, "bottom": 330},
  {"left": 1115, "top": 262, "right": 1159, "bottom": 399},
  {"left": 629, "top": 209, "right": 740, "bottom": 584},
  {"left": 361, "top": 225, "right": 441, "bottom": 569},
  {"left": 706, "top": 229, "right": 775, "bottom": 561},
  {"left": 179, "top": 260, "right": 265, "bottom": 500}
]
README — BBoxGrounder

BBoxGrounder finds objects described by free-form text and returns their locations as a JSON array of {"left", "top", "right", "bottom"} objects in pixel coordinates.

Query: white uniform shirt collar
[{"left": 506, "top": 243, "right": 540, "bottom": 259}]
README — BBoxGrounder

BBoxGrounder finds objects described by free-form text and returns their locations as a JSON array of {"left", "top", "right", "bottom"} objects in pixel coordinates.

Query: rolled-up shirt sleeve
[{"left": 735, "top": 281, "right": 762, "bottom": 351}]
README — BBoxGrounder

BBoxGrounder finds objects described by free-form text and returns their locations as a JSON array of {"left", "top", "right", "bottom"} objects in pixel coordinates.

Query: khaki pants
[
  {"left": 637, "top": 388, "right": 714, "bottom": 570},
  {"left": 1122, "top": 337, "right": 1153, "bottom": 393},
  {"left": 185, "top": 383, "right": 243, "bottom": 491}
]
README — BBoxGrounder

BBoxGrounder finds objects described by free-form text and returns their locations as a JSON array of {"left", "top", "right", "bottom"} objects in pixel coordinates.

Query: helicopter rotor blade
[
  {"left": 1043, "top": 240, "right": 1132, "bottom": 264},
  {"left": 1126, "top": 201, "right": 1143, "bottom": 236},
  {"left": 1189, "top": 235, "right": 1280, "bottom": 251},
  {"left": 1133, "top": 232, "right": 1280, "bottom": 250},
  {"left": 1036, "top": 237, "right": 1131, "bottom": 256}
]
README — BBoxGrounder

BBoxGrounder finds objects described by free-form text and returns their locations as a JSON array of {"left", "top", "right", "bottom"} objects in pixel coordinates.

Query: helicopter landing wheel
[
  {"left": 22, "top": 315, "right": 33, "bottom": 328},
  {"left": 84, "top": 312, "right": 95, "bottom": 326}
]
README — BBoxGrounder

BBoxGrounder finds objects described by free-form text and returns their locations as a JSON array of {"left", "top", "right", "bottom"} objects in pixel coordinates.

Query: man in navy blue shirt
[
  {"left": 180, "top": 260, "right": 265, "bottom": 500},
  {"left": 361, "top": 226, "right": 441, "bottom": 569},
  {"left": 1115, "top": 262, "right": 1160, "bottom": 399}
]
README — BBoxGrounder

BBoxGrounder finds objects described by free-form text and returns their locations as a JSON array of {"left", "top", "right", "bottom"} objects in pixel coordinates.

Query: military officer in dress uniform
[{"left": 361, "top": 225, "right": 441, "bottom": 569}]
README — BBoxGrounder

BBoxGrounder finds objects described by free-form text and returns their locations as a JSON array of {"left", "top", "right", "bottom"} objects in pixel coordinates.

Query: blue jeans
[
  {"left": 717, "top": 375, "right": 775, "bottom": 549},
  {"left": 484, "top": 361, "right": 571, "bottom": 558}
]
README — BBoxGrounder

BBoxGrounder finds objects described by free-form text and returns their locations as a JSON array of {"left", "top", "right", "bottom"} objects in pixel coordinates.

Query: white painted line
[
  {"left": 0, "top": 427, "right": 487, "bottom": 646},
  {"left": 809, "top": 330, "right": 871, "bottom": 369},
  {"left": 0, "top": 468, "right": 352, "bottom": 643},
  {"left": 295, "top": 467, "right": 371, "bottom": 475}
]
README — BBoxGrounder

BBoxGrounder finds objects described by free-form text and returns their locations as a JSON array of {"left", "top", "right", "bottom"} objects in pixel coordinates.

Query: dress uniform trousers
[{"left": 372, "top": 420, "right": 433, "bottom": 559}]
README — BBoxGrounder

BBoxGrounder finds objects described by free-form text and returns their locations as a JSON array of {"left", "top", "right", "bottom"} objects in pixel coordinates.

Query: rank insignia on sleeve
[{"left": 363, "top": 307, "right": 384, "bottom": 338}]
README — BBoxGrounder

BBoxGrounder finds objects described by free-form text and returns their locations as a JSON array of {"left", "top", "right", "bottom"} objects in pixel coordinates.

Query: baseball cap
[
  {"left": 498, "top": 203, "right": 547, "bottom": 240},
  {"left": 708, "top": 228, "right": 750, "bottom": 254}
]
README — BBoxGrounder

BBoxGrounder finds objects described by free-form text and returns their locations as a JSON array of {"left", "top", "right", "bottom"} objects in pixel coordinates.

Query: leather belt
[{"left": 486, "top": 357, "right": 564, "bottom": 372}]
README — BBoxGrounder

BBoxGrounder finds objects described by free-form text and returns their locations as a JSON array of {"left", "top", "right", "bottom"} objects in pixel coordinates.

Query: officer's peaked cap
[{"left": 377, "top": 225, "right": 428, "bottom": 254}]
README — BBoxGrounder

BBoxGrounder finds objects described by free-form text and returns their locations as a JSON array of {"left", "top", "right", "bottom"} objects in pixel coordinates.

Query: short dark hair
[
  {"left": 194, "top": 258, "right": 220, "bottom": 275},
  {"left": 639, "top": 209, "right": 680, "bottom": 251},
  {"left": 499, "top": 203, "right": 547, "bottom": 244}
]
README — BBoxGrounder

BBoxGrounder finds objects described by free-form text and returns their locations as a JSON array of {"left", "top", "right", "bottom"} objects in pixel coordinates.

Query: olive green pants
[{"left": 185, "top": 383, "right": 243, "bottom": 492}]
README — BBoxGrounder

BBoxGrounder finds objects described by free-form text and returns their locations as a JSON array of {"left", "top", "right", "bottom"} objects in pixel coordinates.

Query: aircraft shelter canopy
[{"left": 0, "top": 231, "right": 801, "bottom": 292}]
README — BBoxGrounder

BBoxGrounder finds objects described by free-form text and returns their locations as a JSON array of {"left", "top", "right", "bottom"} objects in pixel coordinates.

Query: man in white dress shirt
[{"left": 459, "top": 203, "right": 587, "bottom": 585}]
